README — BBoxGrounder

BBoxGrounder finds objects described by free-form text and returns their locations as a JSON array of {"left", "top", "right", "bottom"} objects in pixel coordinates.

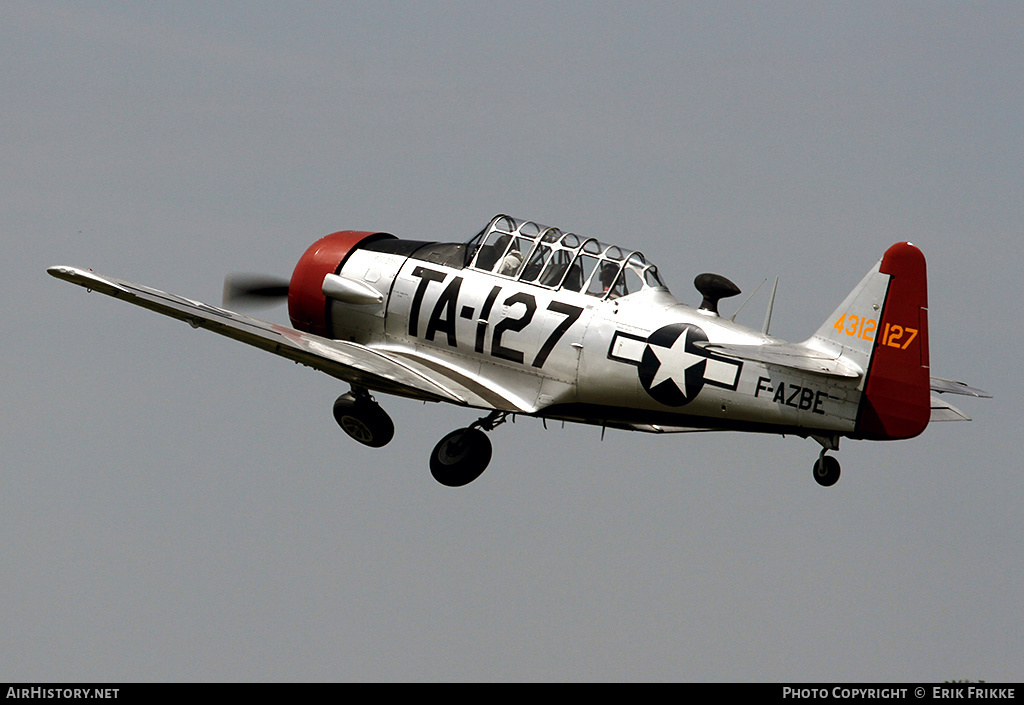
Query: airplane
[{"left": 48, "top": 214, "right": 989, "bottom": 488}]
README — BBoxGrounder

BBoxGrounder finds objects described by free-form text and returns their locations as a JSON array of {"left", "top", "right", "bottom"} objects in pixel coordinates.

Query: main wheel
[
  {"left": 333, "top": 394, "right": 394, "bottom": 448},
  {"left": 813, "top": 455, "right": 841, "bottom": 487},
  {"left": 430, "top": 428, "right": 492, "bottom": 487}
]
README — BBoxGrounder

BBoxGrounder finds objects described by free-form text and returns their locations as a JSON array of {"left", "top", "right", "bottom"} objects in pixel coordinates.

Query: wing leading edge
[{"left": 47, "top": 266, "right": 476, "bottom": 406}]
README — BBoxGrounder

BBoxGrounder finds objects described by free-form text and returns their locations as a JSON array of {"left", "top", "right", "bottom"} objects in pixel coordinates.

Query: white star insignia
[{"left": 648, "top": 328, "right": 705, "bottom": 397}]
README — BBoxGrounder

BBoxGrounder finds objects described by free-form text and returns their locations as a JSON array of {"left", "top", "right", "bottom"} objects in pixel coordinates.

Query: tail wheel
[
  {"left": 813, "top": 455, "right": 841, "bottom": 487},
  {"left": 430, "top": 428, "right": 492, "bottom": 487},
  {"left": 333, "top": 393, "right": 394, "bottom": 448}
]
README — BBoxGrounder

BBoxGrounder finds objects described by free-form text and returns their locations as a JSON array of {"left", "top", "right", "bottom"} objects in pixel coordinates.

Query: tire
[
  {"left": 429, "top": 428, "right": 492, "bottom": 487},
  {"left": 813, "top": 455, "right": 841, "bottom": 487},
  {"left": 333, "top": 394, "right": 394, "bottom": 448}
]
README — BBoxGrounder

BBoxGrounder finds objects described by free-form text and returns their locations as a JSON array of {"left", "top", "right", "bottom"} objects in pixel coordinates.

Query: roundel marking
[{"left": 638, "top": 323, "right": 709, "bottom": 407}]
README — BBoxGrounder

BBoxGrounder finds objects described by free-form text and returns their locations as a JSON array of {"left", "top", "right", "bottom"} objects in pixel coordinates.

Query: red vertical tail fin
[{"left": 855, "top": 242, "right": 931, "bottom": 440}]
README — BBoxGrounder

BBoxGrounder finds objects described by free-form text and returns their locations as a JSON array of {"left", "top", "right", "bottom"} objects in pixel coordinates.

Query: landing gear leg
[
  {"left": 333, "top": 389, "right": 394, "bottom": 448},
  {"left": 429, "top": 411, "right": 508, "bottom": 487},
  {"left": 811, "top": 435, "right": 841, "bottom": 487}
]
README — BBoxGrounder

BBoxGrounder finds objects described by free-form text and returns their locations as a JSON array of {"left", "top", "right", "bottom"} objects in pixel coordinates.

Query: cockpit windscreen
[{"left": 466, "top": 215, "right": 667, "bottom": 299}]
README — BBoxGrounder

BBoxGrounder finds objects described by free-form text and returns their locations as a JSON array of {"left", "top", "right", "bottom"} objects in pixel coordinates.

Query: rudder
[
  {"left": 855, "top": 242, "right": 931, "bottom": 439},
  {"left": 809, "top": 242, "right": 930, "bottom": 440}
]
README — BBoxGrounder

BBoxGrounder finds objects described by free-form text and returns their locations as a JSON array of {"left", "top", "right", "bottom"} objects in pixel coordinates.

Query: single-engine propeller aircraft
[{"left": 49, "top": 214, "right": 989, "bottom": 487}]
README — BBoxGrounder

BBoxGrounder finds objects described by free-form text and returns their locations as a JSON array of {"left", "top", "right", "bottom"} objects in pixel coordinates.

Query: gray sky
[{"left": 3, "top": 0, "right": 1021, "bottom": 682}]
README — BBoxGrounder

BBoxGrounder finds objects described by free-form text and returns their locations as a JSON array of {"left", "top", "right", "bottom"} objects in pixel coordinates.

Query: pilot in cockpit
[
  {"left": 598, "top": 261, "right": 621, "bottom": 297},
  {"left": 475, "top": 233, "right": 510, "bottom": 272},
  {"left": 498, "top": 246, "right": 524, "bottom": 276}
]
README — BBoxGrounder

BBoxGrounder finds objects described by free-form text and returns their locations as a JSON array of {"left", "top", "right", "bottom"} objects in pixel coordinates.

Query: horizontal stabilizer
[
  {"left": 930, "top": 395, "right": 971, "bottom": 422},
  {"left": 695, "top": 341, "right": 862, "bottom": 378},
  {"left": 930, "top": 376, "right": 991, "bottom": 398}
]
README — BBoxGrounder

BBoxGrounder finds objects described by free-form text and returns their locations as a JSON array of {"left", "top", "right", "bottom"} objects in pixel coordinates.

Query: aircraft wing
[{"left": 47, "top": 265, "right": 474, "bottom": 406}]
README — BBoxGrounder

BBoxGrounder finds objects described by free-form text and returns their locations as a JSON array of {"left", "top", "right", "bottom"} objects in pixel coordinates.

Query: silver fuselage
[{"left": 330, "top": 245, "right": 860, "bottom": 437}]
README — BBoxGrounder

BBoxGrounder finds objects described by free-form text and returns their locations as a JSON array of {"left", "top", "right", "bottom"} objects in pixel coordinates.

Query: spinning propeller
[{"left": 222, "top": 273, "right": 290, "bottom": 309}]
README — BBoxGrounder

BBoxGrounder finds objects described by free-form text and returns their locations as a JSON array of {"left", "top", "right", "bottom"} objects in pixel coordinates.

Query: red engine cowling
[{"left": 288, "top": 230, "right": 394, "bottom": 336}]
